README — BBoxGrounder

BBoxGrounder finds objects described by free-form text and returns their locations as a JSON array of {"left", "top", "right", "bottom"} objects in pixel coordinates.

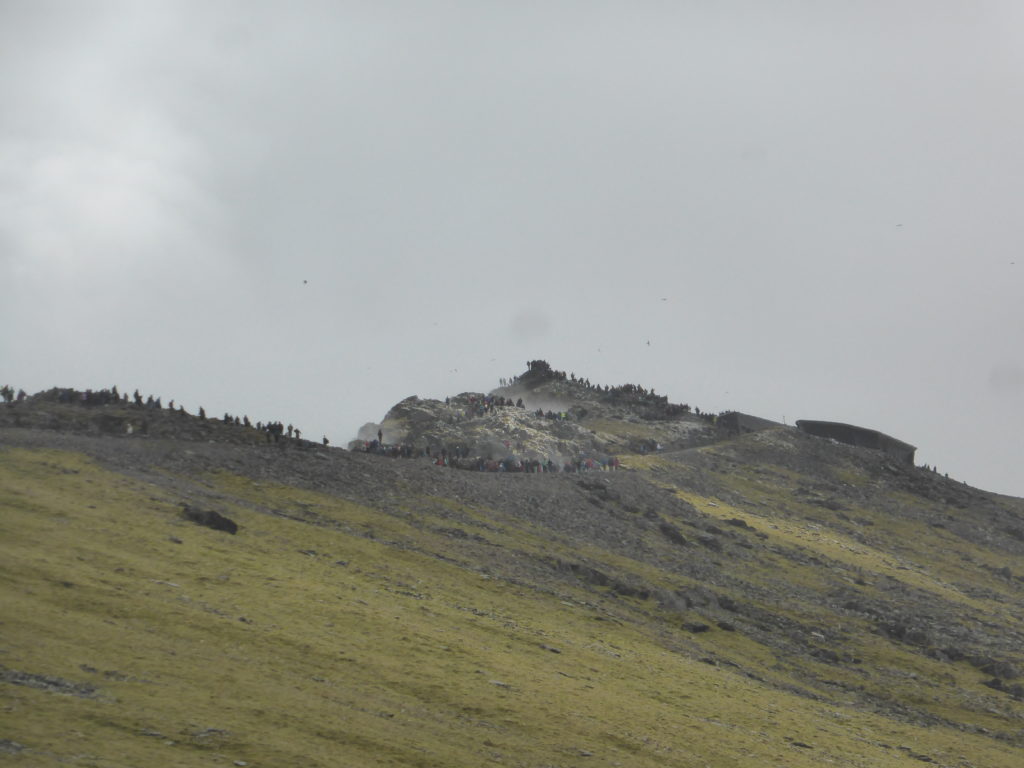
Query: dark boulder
[{"left": 181, "top": 505, "right": 238, "bottom": 535}]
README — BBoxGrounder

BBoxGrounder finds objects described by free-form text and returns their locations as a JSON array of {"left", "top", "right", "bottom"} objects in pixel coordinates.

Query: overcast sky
[{"left": 2, "top": 1, "right": 1022, "bottom": 496}]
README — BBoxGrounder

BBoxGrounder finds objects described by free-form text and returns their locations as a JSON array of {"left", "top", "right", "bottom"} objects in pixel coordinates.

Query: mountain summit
[
  {"left": 355, "top": 359, "right": 738, "bottom": 463},
  {"left": 2, "top": 365, "right": 1022, "bottom": 766}
]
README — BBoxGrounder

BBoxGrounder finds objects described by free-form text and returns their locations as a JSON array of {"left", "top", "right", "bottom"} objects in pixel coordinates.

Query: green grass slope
[{"left": 2, "top": 416, "right": 1023, "bottom": 766}]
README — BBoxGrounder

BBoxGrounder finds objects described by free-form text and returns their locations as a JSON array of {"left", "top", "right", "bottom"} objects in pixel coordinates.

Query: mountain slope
[{"left": 1, "top": 375, "right": 1023, "bottom": 767}]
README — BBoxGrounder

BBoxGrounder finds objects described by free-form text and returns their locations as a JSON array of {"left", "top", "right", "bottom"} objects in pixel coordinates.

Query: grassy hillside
[{"left": 2, "top": 401, "right": 1023, "bottom": 766}]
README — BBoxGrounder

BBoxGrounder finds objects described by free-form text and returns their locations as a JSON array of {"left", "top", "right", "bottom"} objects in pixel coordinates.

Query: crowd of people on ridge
[
  {"left": 5, "top": 386, "right": 327, "bottom": 446},
  {"left": 506, "top": 360, "right": 700, "bottom": 421},
  {"left": 1, "top": 385, "right": 27, "bottom": 404},
  {"left": 3, "top": 368, "right": 971, "bottom": 485},
  {"left": 5, "top": 361, "right": 719, "bottom": 476},
  {"left": 455, "top": 393, "right": 527, "bottom": 419},
  {"left": 355, "top": 436, "right": 622, "bottom": 474}
]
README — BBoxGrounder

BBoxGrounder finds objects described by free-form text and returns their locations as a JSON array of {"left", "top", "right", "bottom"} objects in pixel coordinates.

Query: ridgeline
[{"left": 2, "top": 363, "right": 1023, "bottom": 767}]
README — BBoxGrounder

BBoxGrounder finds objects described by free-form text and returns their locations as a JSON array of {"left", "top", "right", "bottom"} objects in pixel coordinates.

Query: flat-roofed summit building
[{"left": 796, "top": 420, "right": 916, "bottom": 465}]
